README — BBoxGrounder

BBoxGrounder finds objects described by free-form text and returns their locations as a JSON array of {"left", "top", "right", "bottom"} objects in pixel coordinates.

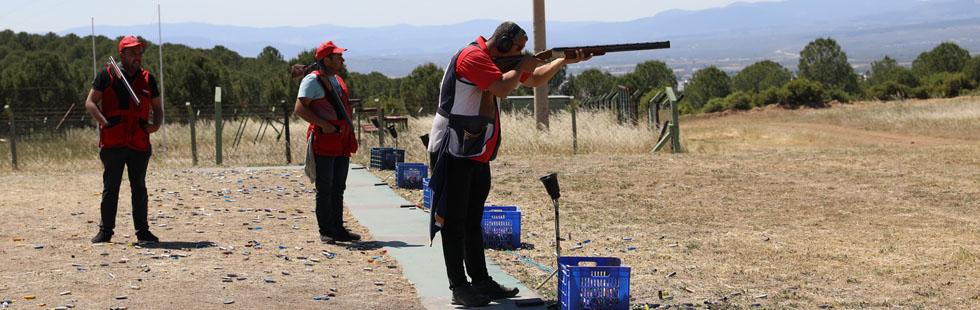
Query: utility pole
[{"left": 532, "top": 0, "right": 549, "bottom": 129}]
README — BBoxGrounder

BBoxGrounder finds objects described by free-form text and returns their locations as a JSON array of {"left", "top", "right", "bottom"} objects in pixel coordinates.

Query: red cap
[
  {"left": 315, "top": 41, "right": 347, "bottom": 60},
  {"left": 118, "top": 36, "right": 146, "bottom": 52}
]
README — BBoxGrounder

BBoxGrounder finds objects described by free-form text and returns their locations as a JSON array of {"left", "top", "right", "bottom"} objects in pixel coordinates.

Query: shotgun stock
[{"left": 492, "top": 41, "right": 671, "bottom": 72}]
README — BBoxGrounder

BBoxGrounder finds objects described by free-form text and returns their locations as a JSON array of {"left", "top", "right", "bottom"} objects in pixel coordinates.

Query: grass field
[{"left": 2, "top": 96, "right": 979, "bottom": 309}]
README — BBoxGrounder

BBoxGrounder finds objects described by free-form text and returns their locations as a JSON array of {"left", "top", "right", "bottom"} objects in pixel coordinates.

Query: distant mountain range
[{"left": 58, "top": 0, "right": 980, "bottom": 77}]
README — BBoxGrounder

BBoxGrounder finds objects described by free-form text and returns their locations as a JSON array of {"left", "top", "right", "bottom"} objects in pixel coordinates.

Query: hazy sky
[{"left": 0, "top": 0, "right": 780, "bottom": 33}]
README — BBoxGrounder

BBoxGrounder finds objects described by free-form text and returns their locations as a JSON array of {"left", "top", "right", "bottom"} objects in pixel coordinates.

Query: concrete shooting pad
[{"left": 343, "top": 163, "right": 546, "bottom": 310}]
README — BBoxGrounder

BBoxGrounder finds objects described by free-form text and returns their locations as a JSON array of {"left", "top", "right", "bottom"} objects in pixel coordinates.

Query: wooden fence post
[
  {"left": 4, "top": 105, "right": 16, "bottom": 170},
  {"left": 214, "top": 87, "right": 223, "bottom": 165},
  {"left": 281, "top": 100, "right": 291, "bottom": 164},
  {"left": 570, "top": 98, "right": 578, "bottom": 155},
  {"left": 186, "top": 102, "right": 198, "bottom": 166},
  {"left": 378, "top": 107, "right": 386, "bottom": 147}
]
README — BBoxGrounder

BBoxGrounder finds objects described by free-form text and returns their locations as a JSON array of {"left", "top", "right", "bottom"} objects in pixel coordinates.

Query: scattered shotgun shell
[
  {"left": 750, "top": 303, "right": 761, "bottom": 307},
  {"left": 223, "top": 300, "right": 235, "bottom": 304},
  {"left": 756, "top": 294, "right": 767, "bottom": 299},
  {"left": 24, "top": 296, "right": 36, "bottom": 299},
  {"left": 60, "top": 291, "right": 71, "bottom": 295},
  {"left": 666, "top": 271, "right": 676, "bottom": 278},
  {"left": 817, "top": 304, "right": 832, "bottom": 309},
  {"left": 115, "top": 296, "right": 128, "bottom": 299}
]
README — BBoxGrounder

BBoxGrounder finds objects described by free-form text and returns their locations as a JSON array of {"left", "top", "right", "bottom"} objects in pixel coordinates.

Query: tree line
[
  {"left": 680, "top": 38, "right": 980, "bottom": 114},
  {"left": 2, "top": 30, "right": 978, "bottom": 123}
]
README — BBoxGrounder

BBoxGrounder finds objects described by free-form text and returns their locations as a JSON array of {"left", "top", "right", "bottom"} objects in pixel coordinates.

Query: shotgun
[
  {"left": 108, "top": 56, "right": 141, "bottom": 107},
  {"left": 492, "top": 41, "right": 671, "bottom": 72},
  {"left": 290, "top": 62, "right": 319, "bottom": 79}
]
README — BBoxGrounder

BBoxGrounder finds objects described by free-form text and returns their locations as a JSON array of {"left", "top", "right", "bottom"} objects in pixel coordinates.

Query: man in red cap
[
  {"left": 84, "top": 35, "right": 164, "bottom": 243},
  {"left": 294, "top": 41, "right": 360, "bottom": 244}
]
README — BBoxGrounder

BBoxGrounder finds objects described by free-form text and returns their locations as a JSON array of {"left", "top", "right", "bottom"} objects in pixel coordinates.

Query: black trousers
[
  {"left": 441, "top": 156, "right": 492, "bottom": 288},
  {"left": 314, "top": 155, "right": 350, "bottom": 236},
  {"left": 98, "top": 147, "right": 151, "bottom": 233}
]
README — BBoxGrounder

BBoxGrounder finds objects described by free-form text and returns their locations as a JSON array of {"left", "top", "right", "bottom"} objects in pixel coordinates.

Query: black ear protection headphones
[{"left": 496, "top": 24, "right": 526, "bottom": 53}]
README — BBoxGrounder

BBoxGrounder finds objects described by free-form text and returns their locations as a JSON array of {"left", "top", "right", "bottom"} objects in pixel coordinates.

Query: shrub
[
  {"left": 702, "top": 97, "right": 727, "bottom": 113},
  {"left": 963, "top": 56, "right": 980, "bottom": 85},
  {"left": 754, "top": 87, "right": 780, "bottom": 107},
  {"left": 910, "top": 86, "right": 930, "bottom": 99},
  {"left": 869, "top": 81, "right": 913, "bottom": 101},
  {"left": 824, "top": 88, "right": 851, "bottom": 103},
  {"left": 724, "top": 91, "right": 753, "bottom": 110},
  {"left": 923, "top": 72, "right": 971, "bottom": 98},
  {"left": 778, "top": 78, "right": 825, "bottom": 106}
]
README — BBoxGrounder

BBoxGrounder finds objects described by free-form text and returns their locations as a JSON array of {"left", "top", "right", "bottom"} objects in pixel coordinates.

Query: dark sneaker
[
  {"left": 334, "top": 231, "right": 361, "bottom": 242},
  {"left": 451, "top": 284, "right": 491, "bottom": 307},
  {"left": 473, "top": 278, "right": 519, "bottom": 299},
  {"left": 320, "top": 235, "right": 336, "bottom": 244},
  {"left": 91, "top": 230, "right": 113, "bottom": 243},
  {"left": 135, "top": 230, "right": 159, "bottom": 243}
]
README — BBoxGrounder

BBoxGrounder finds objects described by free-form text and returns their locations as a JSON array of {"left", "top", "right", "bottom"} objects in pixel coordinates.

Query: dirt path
[{"left": 0, "top": 169, "right": 423, "bottom": 310}]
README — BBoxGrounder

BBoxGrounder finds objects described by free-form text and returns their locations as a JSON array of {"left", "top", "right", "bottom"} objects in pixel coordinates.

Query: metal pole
[
  {"left": 215, "top": 87, "right": 222, "bottom": 165},
  {"left": 91, "top": 18, "right": 96, "bottom": 79},
  {"left": 186, "top": 102, "right": 197, "bottom": 166},
  {"left": 4, "top": 105, "right": 16, "bottom": 170},
  {"left": 532, "top": 0, "right": 549, "bottom": 129},
  {"left": 282, "top": 100, "right": 291, "bottom": 164},
  {"left": 158, "top": 4, "right": 167, "bottom": 160}
]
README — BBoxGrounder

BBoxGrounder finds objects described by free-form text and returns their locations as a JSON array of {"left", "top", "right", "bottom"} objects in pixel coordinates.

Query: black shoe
[
  {"left": 451, "top": 284, "right": 491, "bottom": 307},
  {"left": 136, "top": 230, "right": 159, "bottom": 243},
  {"left": 473, "top": 278, "right": 519, "bottom": 299},
  {"left": 334, "top": 231, "right": 361, "bottom": 242},
  {"left": 320, "top": 235, "right": 336, "bottom": 244},
  {"left": 91, "top": 230, "right": 113, "bottom": 243}
]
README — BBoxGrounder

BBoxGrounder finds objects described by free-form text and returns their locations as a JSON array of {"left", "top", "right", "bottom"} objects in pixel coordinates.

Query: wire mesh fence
[{"left": 1, "top": 97, "right": 675, "bottom": 173}]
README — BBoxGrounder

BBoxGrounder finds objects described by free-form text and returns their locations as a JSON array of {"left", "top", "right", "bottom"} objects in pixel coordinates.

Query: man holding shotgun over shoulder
[
  {"left": 426, "top": 21, "right": 592, "bottom": 307},
  {"left": 85, "top": 35, "right": 163, "bottom": 244},
  {"left": 294, "top": 41, "right": 360, "bottom": 244}
]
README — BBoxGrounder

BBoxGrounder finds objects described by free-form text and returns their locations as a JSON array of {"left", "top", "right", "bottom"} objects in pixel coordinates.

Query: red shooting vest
[
  {"left": 305, "top": 71, "right": 358, "bottom": 157},
  {"left": 99, "top": 66, "right": 153, "bottom": 152}
]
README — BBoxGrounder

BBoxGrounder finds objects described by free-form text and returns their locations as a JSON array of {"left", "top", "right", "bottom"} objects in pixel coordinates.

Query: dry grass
[{"left": 475, "top": 96, "right": 980, "bottom": 309}]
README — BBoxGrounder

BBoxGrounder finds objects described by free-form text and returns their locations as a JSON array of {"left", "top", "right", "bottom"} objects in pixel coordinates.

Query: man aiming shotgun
[{"left": 425, "top": 21, "right": 594, "bottom": 307}]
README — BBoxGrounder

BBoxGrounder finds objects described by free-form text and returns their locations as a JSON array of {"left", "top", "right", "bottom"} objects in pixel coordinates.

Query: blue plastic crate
[
  {"left": 370, "top": 147, "right": 393, "bottom": 170},
  {"left": 395, "top": 163, "right": 428, "bottom": 189},
  {"left": 422, "top": 178, "right": 432, "bottom": 209},
  {"left": 481, "top": 206, "right": 521, "bottom": 249},
  {"left": 558, "top": 257, "right": 631, "bottom": 310},
  {"left": 383, "top": 149, "right": 405, "bottom": 170}
]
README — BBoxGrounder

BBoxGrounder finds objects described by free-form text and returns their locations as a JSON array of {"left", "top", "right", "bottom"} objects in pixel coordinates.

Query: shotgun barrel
[
  {"left": 108, "top": 56, "right": 141, "bottom": 108},
  {"left": 492, "top": 40, "right": 671, "bottom": 72}
]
